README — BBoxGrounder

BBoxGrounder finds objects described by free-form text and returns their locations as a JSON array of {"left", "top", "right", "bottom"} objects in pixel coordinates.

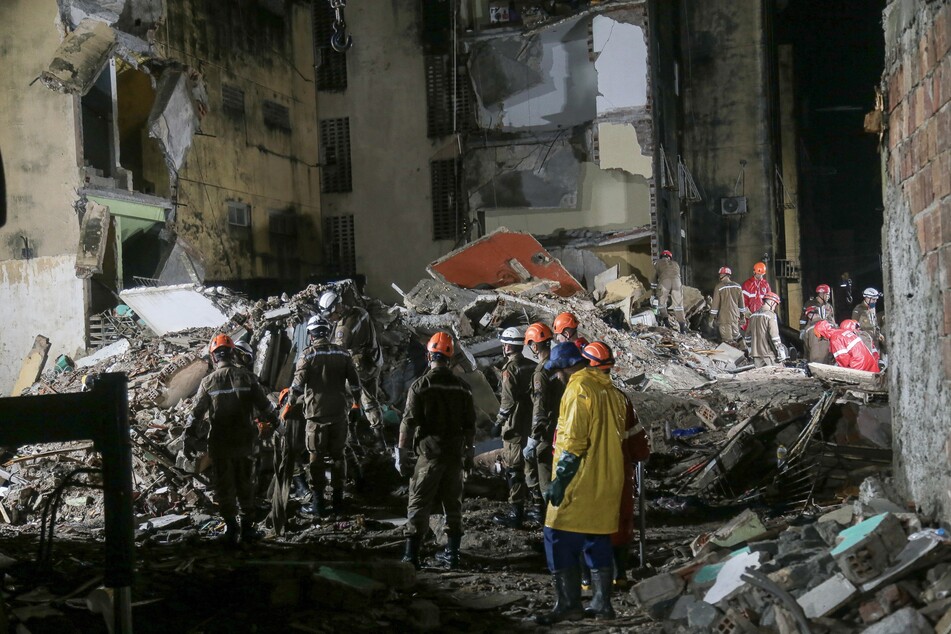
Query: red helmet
[
  {"left": 582, "top": 342, "right": 615, "bottom": 370},
  {"left": 553, "top": 312, "right": 579, "bottom": 335},
  {"left": 660, "top": 250, "right": 673, "bottom": 259},
  {"left": 427, "top": 332, "right": 454, "bottom": 357},
  {"left": 840, "top": 319, "right": 859, "bottom": 331},
  {"left": 209, "top": 334, "right": 235, "bottom": 355},
  {"left": 753, "top": 262, "right": 767, "bottom": 275},
  {"left": 524, "top": 322, "right": 553, "bottom": 345},
  {"left": 718, "top": 266, "right": 732, "bottom": 276},
  {"left": 816, "top": 284, "right": 831, "bottom": 295},
  {"left": 763, "top": 291, "right": 781, "bottom": 305},
  {"left": 814, "top": 320, "right": 833, "bottom": 338}
]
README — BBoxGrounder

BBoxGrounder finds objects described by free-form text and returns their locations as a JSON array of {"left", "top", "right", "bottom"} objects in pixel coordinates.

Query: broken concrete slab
[
  {"left": 75, "top": 200, "right": 111, "bottom": 278},
  {"left": 41, "top": 18, "right": 117, "bottom": 94},
  {"left": 862, "top": 606, "right": 935, "bottom": 634},
  {"left": 10, "top": 335, "right": 51, "bottom": 397},
  {"left": 831, "top": 513, "right": 907, "bottom": 585},
  {"left": 797, "top": 572, "right": 858, "bottom": 618},
  {"left": 598, "top": 274, "right": 647, "bottom": 307},
  {"left": 808, "top": 362, "right": 886, "bottom": 391},
  {"left": 155, "top": 357, "right": 208, "bottom": 409},
  {"left": 593, "top": 264, "right": 619, "bottom": 297},
  {"left": 709, "top": 510, "right": 769, "bottom": 549},
  {"left": 148, "top": 69, "right": 201, "bottom": 174},
  {"left": 119, "top": 284, "right": 228, "bottom": 336},
  {"left": 630, "top": 572, "right": 684, "bottom": 618},
  {"left": 712, "top": 342, "right": 746, "bottom": 365},
  {"left": 403, "top": 279, "right": 482, "bottom": 315},
  {"left": 75, "top": 338, "right": 130, "bottom": 369},
  {"left": 427, "top": 228, "right": 585, "bottom": 298}
]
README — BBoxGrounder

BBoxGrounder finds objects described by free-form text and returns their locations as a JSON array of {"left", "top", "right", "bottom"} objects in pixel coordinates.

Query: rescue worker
[
  {"left": 741, "top": 262, "right": 771, "bottom": 318},
  {"left": 814, "top": 320, "right": 879, "bottom": 372},
  {"left": 801, "top": 307, "right": 833, "bottom": 364},
  {"left": 185, "top": 334, "right": 278, "bottom": 546},
  {"left": 536, "top": 342, "right": 626, "bottom": 625},
  {"left": 319, "top": 289, "right": 386, "bottom": 446},
  {"left": 290, "top": 315, "right": 362, "bottom": 518},
  {"left": 710, "top": 266, "right": 746, "bottom": 347},
  {"left": 580, "top": 342, "right": 649, "bottom": 591},
  {"left": 492, "top": 327, "right": 536, "bottom": 528},
  {"left": 396, "top": 332, "right": 476, "bottom": 570},
  {"left": 800, "top": 284, "right": 836, "bottom": 332},
  {"left": 234, "top": 340, "right": 255, "bottom": 369},
  {"left": 652, "top": 250, "right": 688, "bottom": 332},
  {"left": 853, "top": 288, "right": 883, "bottom": 344},
  {"left": 552, "top": 312, "right": 588, "bottom": 350},
  {"left": 522, "top": 322, "right": 563, "bottom": 524},
  {"left": 840, "top": 319, "right": 880, "bottom": 365},
  {"left": 748, "top": 291, "right": 787, "bottom": 367}
]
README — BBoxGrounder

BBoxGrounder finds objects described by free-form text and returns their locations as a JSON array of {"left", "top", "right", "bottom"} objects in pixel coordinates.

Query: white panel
[{"left": 120, "top": 284, "right": 228, "bottom": 336}]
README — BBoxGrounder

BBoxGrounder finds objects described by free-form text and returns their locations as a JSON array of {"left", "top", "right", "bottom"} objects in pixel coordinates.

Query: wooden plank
[{"left": 9, "top": 335, "right": 51, "bottom": 397}]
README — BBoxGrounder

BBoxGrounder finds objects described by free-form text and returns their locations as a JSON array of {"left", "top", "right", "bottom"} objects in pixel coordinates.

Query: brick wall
[{"left": 882, "top": 0, "right": 951, "bottom": 521}]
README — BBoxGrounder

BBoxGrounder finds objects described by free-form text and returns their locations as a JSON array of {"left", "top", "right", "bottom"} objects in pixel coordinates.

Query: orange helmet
[
  {"left": 582, "top": 342, "right": 615, "bottom": 370},
  {"left": 840, "top": 319, "right": 859, "bottom": 331},
  {"left": 524, "top": 322, "right": 553, "bottom": 345},
  {"left": 753, "top": 262, "right": 767, "bottom": 275},
  {"left": 763, "top": 291, "right": 781, "bottom": 305},
  {"left": 427, "top": 332, "right": 454, "bottom": 358},
  {"left": 209, "top": 334, "right": 235, "bottom": 355},
  {"left": 553, "top": 312, "right": 579, "bottom": 335}
]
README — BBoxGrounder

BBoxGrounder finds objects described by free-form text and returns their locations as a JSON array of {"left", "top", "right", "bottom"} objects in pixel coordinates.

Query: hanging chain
[{"left": 328, "top": 0, "right": 353, "bottom": 52}]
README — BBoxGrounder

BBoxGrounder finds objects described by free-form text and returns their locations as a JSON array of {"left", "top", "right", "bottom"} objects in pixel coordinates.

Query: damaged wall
[
  {"left": 0, "top": 0, "right": 90, "bottom": 393},
  {"left": 160, "top": 0, "right": 322, "bottom": 286},
  {"left": 881, "top": 0, "right": 951, "bottom": 521}
]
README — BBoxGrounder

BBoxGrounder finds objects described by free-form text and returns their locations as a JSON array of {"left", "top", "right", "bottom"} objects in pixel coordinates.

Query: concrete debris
[
  {"left": 40, "top": 18, "right": 117, "bottom": 94},
  {"left": 148, "top": 69, "right": 204, "bottom": 175},
  {"left": 10, "top": 335, "right": 51, "bottom": 397},
  {"left": 119, "top": 284, "right": 234, "bottom": 335},
  {"left": 74, "top": 200, "right": 111, "bottom": 278}
]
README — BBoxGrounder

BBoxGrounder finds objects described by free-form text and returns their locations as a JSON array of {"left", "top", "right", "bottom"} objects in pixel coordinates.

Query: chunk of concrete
[
  {"left": 41, "top": 19, "right": 117, "bottom": 94},
  {"left": 10, "top": 335, "right": 51, "bottom": 397},
  {"left": 712, "top": 342, "right": 746, "bottom": 365},
  {"left": 599, "top": 275, "right": 647, "bottom": 306},
  {"left": 831, "top": 513, "right": 907, "bottom": 584},
  {"left": 862, "top": 607, "right": 935, "bottom": 634},
  {"left": 687, "top": 599, "right": 720, "bottom": 629},
  {"left": 710, "top": 510, "right": 769, "bottom": 549},
  {"left": 796, "top": 573, "right": 857, "bottom": 618},
  {"left": 75, "top": 200, "right": 112, "bottom": 278},
  {"left": 630, "top": 572, "right": 684, "bottom": 618}
]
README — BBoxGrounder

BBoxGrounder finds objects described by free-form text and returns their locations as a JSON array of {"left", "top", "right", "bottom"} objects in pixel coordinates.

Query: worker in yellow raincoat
[{"left": 535, "top": 342, "right": 626, "bottom": 626}]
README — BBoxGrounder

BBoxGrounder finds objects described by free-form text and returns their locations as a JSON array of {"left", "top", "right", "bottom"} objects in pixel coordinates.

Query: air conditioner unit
[{"left": 720, "top": 196, "right": 748, "bottom": 216}]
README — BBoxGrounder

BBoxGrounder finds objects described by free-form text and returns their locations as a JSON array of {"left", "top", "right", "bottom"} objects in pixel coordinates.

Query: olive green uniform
[
  {"left": 332, "top": 305, "right": 384, "bottom": 428},
  {"left": 852, "top": 302, "right": 881, "bottom": 340},
  {"left": 653, "top": 258, "right": 685, "bottom": 322},
  {"left": 748, "top": 307, "right": 786, "bottom": 367},
  {"left": 188, "top": 361, "right": 277, "bottom": 520},
  {"left": 801, "top": 321, "right": 833, "bottom": 364},
  {"left": 498, "top": 353, "right": 536, "bottom": 504},
  {"left": 402, "top": 366, "right": 476, "bottom": 538},
  {"left": 525, "top": 358, "right": 564, "bottom": 495},
  {"left": 799, "top": 297, "right": 836, "bottom": 334},
  {"left": 291, "top": 339, "right": 361, "bottom": 497},
  {"left": 710, "top": 276, "right": 746, "bottom": 344}
]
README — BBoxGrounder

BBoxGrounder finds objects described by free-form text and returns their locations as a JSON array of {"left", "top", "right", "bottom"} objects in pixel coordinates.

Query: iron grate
[
  {"left": 221, "top": 84, "right": 245, "bottom": 116},
  {"left": 425, "top": 55, "right": 477, "bottom": 138},
  {"left": 263, "top": 100, "right": 291, "bottom": 131},
  {"left": 324, "top": 214, "right": 356, "bottom": 275},
  {"left": 319, "top": 117, "right": 352, "bottom": 193},
  {"left": 312, "top": 0, "right": 348, "bottom": 91},
  {"left": 431, "top": 158, "right": 459, "bottom": 241}
]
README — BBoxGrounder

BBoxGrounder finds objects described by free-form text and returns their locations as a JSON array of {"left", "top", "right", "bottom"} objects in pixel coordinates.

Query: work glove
[
  {"left": 522, "top": 437, "right": 538, "bottom": 461},
  {"left": 543, "top": 451, "right": 581, "bottom": 508},
  {"left": 491, "top": 419, "right": 504, "bottom": 438},
  {"left": 394, "top": 448, "right": 415, "bottom": 478},
  {"left": 463, "top": 446, "right": 475, "bottom": 473}
]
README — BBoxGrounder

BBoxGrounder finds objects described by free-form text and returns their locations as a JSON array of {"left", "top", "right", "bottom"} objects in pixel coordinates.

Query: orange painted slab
[{"left": 427, "top": 228, "right": 585, "bottom": 297}]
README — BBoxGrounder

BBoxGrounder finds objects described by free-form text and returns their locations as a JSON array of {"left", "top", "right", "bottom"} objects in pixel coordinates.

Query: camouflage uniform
[
  {"left": 653, "top": 258, "right": 685, "bottom": 323},
  {"left": 525, "top": 357, "right": 564, "bottom": 496},
  {"left": 333, "top": 305, "right": 384, "bottom": 428},
  {"left": 748, "top": 307, "right": 786, "bottom": 367},
  {"left": 497, "top": 353, "right": 536, "bottom": 504},
  {"left": 710, "top": 276, "right": 746, "bottom": 345},
  {"left": 402, "top": 366, "right": 476, "bottom": 538}
]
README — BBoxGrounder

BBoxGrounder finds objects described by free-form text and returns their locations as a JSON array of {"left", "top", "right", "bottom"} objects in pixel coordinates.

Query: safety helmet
[
  {"left": 306, "top": 315, "right": 333, "bottom": 338},
  {"left": 552, "top": 312, "right": 579, "bottom": 335},
  {"left": 660, "top": 250, "right": 673, "bottom": 259},
  {"left": 840, "top": 319, "right": 860, "bottom": 331},
  {"left": 427, "top": 332, "right": 454, "bottom": 358},
  {"left": 499, "top": 327, "right": 524, "bottom": 346},
  {"left": 718, "top": 266, "right": 732, "bottom": 276},
  {"left": 814, "top": 320, "right": 833, "bottom": 338},
  {"left": 278, "top": 388, "right": 291, "bottom": 406},
  {"left": 753, "top": 262, "right": 767, "bottom": 275},
  {"left": 582, "top": 342, "right": 615, "bottom": 370},
  {"left": 816, "top": 284, "right": 831, "bottom": 295},
  {"left": 234, "top": 340, "right": 253, "bottom": 359},
  {"left": 318, "top": 289, "right": 342, "bottom": 315},
  {"left": 209, "top": 333, "right": 235, "bottom": 355},
  {"left": 863, "top": 288, "right": 880, "bottom": 299},
  {"left": 763, "top": 291, "right": 781, "bottom": 305},
  {"left": 524, "top": 323, "right": 553, "bottom": 345}
]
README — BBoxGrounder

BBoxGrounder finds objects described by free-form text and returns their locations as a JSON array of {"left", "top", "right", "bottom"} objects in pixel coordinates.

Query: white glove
[
  {"left": 523, "top": 437, "right": 538, "bottom": 461},
  {"left": 394, "top": 448, "right": 415, "bottom": 477}
]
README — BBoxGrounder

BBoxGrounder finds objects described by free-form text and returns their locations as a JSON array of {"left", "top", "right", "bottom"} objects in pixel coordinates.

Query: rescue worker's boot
[
  {"left": 331, "top": 489, "right": 345, "bottom": 516},
  {"left": 219, "top": 517, "right": 240, "bottom": 548},
  {"left": 535, "top": 566, "right": 584, "bottom": 625},
  {"left": 240, "top": 514, "right": 260, "bottom": 545},
  {"left": 678, "top": 319, "right": 689, "bottom": 333},
  {"left": 303, "top": 492, "right": 327, "bottom": 518},
  {"left": 402, "top": 535, "right": 421, "bottom": 570},
  {"left": 291, "top": 474, "right": 309, "bottom": 499},
  {"left": 493, "top": 503, "right": 524, "bottom": 529},
  {"left": 526, "top": 492, "right": 544, "bottom": 524},
  {"left": 581, "top": 562, "right": 591, "bottom": 592},
  {"left": 434, "top": 534, "right": 462, "bottom": 569},
  {"left": 584, "top": 568, "right": 616, "bottom": 620},
  {"left": 612, "top": 546, "right": 630, "bottom": 590}
]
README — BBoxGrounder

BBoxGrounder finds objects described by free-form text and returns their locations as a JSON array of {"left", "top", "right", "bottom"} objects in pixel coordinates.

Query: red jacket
[
  {"left": 829, "top": 329, "right": 879, "bottom": 372},
  {"left": 741, "top": 277, "right": 772, "bottom": 315},
  {"left": 613, "top": 399, "right": 650, "bottom": 547}
]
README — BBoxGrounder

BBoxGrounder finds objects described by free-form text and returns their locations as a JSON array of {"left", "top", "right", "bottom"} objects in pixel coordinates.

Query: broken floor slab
[
  {"left": 148, "top": 69, "right": 202, "bottom": 175},
  {"left": 119, "top": 284, "right": 228, "bottom": 336},
  {"left": 10, "top": 335, "right": 51, "bottom": 397},
  {"left": 74, "top": 200, "right": 111, "bottom": 278},
  {"left": 40, "top": 18, "right": 117, "bottom": 95}
]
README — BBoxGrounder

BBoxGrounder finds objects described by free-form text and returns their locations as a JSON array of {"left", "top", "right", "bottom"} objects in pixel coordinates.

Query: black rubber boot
[
  {"left": 581, "top": 562, "right": 591, "bottom": 591},
  {"left": 612, "top": 546, "right": 630, "bottom": 590},
  {"left": 402, "top": 535, "right": 421, "bottom": 570},
  {"left": 435, "top": 534, "right": 462, "bottom": 569},
  {"left": 220, "top": 517, "right": 240, "bottom": 548},
  {"left": 303, "top": 494, "right": 327, "bottom": 518},
  {"left": 331, "top": 489, "right": 345, "bottom": 516},
  {"left": 584, "top": 568, "right": 616, "bottom": 620},
  {"left": 239, "top": 515, "right": 260, "bottom": 545},
  {"left": 535, "top": 567, "right": 584, "bottom": 625},
  {"left": 678, "top": 320, "right": 689, "bottom": 333},
  {"left": 493, "top": 504, "right": 524, "bottom": 529}
]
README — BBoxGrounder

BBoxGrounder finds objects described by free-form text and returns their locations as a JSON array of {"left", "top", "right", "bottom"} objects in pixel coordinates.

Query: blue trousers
[{"left": 543, "top": 527, "right": 613, "bottom": 572}]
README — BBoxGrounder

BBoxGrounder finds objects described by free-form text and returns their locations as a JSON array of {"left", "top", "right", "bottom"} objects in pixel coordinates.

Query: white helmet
[
  {"left": 306, "top": 315, "right": 332, "bottom": 338},
  {"left": 234, "top": 340, "right": 253, "bottom": 359},
  {"left": 863, "top": 288, "right": 880, "bottom": 299},
  {"left": 318, "top": 289, "right": 341, "bottom": 316},
  {"left": 499, "top": 327, "right": 524, "bottom": 346}
]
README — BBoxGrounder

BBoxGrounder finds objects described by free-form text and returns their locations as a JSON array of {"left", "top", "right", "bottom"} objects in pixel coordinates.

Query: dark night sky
[{"left": 777, "top": 0, "right": 887, "bottom": 316}]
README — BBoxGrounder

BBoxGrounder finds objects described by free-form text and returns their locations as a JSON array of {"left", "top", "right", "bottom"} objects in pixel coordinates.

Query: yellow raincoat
[{"left": 545, "top": 368, "right": 626, "bottom": 534}]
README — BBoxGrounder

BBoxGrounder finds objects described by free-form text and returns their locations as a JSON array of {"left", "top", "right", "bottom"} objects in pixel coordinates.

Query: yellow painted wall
[
  {"left": 778, "top": 45, "right": 803, "bottom": 326},
  {"left": 591, "top": 243, "right": 654, "bottom": 288},
  {"left": 159, "top": 1, "right": 322, "bottom": 283}
]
